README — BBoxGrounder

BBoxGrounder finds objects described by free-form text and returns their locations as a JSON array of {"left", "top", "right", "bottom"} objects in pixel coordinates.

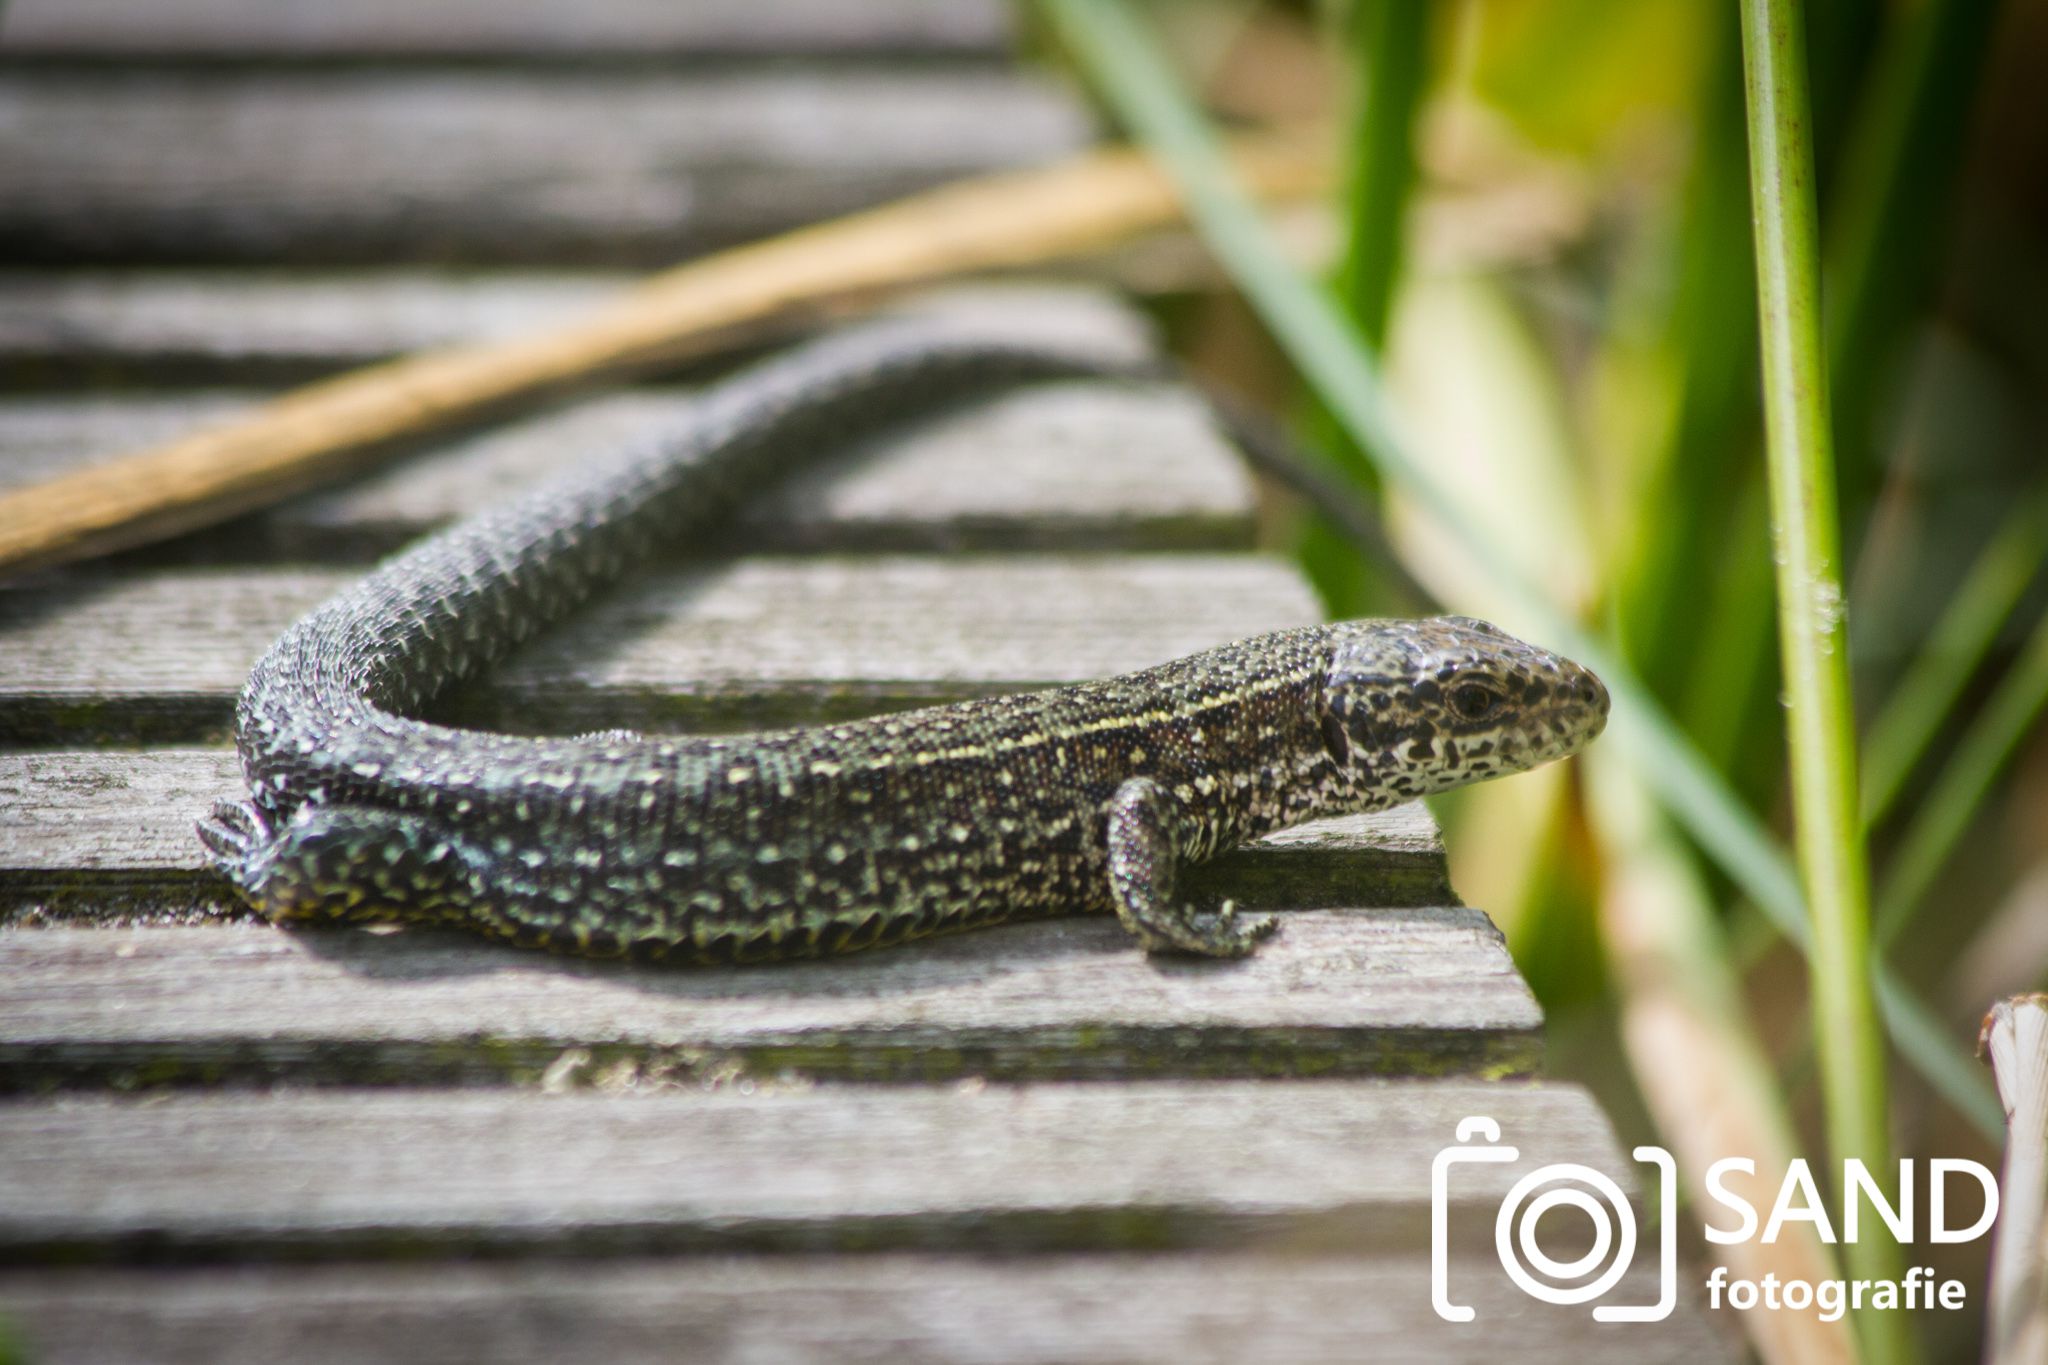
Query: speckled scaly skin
[{"left": 199, "top": 318, "right": 1610, "bottom": 963}]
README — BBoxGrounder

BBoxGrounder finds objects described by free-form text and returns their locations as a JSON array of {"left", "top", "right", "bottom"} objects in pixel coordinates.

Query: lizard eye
[{"left": 1451, "top": 683, "right": 1500, "bottom": 721}]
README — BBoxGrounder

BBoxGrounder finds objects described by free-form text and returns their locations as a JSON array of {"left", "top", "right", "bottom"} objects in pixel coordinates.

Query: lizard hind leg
[
  {"left": 199, "top": 800, "right": 486, "bottom": 928},
  {"left": 197, "top": 798, "right": 272, "bottom": 878},
  {"left": 1104, "top": 777, "right": 1278, "bottom": 958}
]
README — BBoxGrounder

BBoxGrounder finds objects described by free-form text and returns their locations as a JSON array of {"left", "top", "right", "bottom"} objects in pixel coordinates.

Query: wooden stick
[
  {"left": 1984, "top": 995, "right": 2048, "bottom": 1365},
  {"left": 1586, "top": 751, "right": 1856, "bottom": 1365},
  {"left": 0, "top": 135, "right": 1327, "bottom": 578}
]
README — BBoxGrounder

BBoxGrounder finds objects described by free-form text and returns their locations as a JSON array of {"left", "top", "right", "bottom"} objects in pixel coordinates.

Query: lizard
[{"left": 198, "top": 315, "right": 1609, "bottom": 963}]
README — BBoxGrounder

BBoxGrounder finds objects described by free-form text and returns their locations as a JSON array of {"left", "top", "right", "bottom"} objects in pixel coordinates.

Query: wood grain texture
[
  {"left": 0, "top": 265, "right": 1146, "bottom": 389},
  {"left": 0, "top": 555, "right": 1321, "bottom": 741},
  {"left": 0, "top": 899, "right": 1529, "bottom": 1089},
  {"left": 0, "top": 1252, "right": 1736, "bottom": 1365},
  {"left": 0, "top": 71, "right": 1089, "bottom": 265},
  {"left": 0, "top": 748, "right": 1450, "bottom": 915},
  {"left": 0, "top": 0, "right": 1012, "bottom": 61},
  {"left": 0, "top": 138, "right": 1324, "bottom": 574},
  {"left": 0, "top": 382, "right": 1256, "bottom": 559},
  {"left": 0, "top": 1082, "right": 1617, "bottom": 1261},
  {"left": 0, "top": 271, "right": 632, "bottom": 386},
  {"left": 0, "top": 271, "right": 1170, "bottom": 389}
]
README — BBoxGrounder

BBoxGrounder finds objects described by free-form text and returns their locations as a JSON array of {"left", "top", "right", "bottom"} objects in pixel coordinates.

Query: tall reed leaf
[
  {"left": 1333, "top": 0, "right": 1426, "bottom": 350},
  {"left": 1862, "top": 493, "right": 2048, "bottom": 828},
  {"left": 1296, "top": 0, "right": 1427, "bottom": 618},
  {"left": 1739, "top": 0, "right": 1906, "bottom": 1353},
  {"left": 1824, "top": 0, "right": 2001, "bottom": 519},
  {"left": 1877, "top": 608, "right": 2048, "bottom": 945}
]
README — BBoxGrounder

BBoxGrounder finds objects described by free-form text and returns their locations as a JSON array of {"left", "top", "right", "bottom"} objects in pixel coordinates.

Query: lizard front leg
[{"left": 1104, "top": 776, "right": 1277, "bottom": 957}]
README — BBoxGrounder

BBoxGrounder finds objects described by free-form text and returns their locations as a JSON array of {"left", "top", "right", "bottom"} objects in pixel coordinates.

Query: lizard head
[{"left": 1317, "top": 616, "right": 1608, "bottom": 803}]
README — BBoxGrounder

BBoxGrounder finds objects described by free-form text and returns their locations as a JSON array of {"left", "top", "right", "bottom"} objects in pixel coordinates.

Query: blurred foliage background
[{"left": 1036, "top": 1, "right": 2045, "bottom": 1359}]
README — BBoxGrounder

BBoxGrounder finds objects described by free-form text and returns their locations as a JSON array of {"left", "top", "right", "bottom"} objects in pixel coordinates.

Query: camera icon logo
[{"left": 1432, "top": 1116, "right": 1677, "bottom": 1323}]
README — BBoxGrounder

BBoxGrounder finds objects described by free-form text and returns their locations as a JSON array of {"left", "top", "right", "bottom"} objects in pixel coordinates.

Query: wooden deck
[{"left": 0, "top": 5, "right": 1734, "bottom": 1361}]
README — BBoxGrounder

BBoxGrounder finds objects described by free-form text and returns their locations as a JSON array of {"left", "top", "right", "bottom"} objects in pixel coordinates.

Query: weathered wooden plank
[
  {"left": 0, "top": 555, "right": 1320, "bottom": 742},
  {"left": 0, "top": 272, "right": 1172, "bottom": 388},
  {"left": 0, "top": 384, "right": 1255, "bottom": 559},
  {"left": 0, "top": 1252, "right": 1736, "bottom": 1365},
  {"left": 0, "top": 270, "right": 629, "bottom": 385},
  {"left": 0, "top": 895, "right": 1520, "bottom": 1089},
  {"left": 0, "top": 749, "right": 1450, "bottom": 920},
  {"left": 0, "top": 1082, "right": 1622, "bottom": 1261},
  {"left": 0, "top": 72, "right": 1090, "bottom": 265},
  {"left": 0, "top": 0, "right": 1013, "bottom": 62}
]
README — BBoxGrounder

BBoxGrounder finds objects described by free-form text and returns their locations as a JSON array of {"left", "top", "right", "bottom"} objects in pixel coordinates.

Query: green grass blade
[
  {"left": 1037, "top": 0, "right": 1999, "bottom": 1146},
  {"left": 1875, "top": 968, "right": 2007, "bottom": 1135},
  {"left": 1296, "top": 0, "right": 1429, "bottom": 618},
  {"left": 1876, "top": 606, "right": 2048, "bottom": 945},
  {"left": 1739, "top": 0, "right": 1904, "bottom": 1350},
  {"left": 1333, "top": 0, "right": 1427, "bottom": 351},
  {"left": 1606, "top": 12, "right": 1763, "bottom": 703},
  {"left": 1824, "top": 0, "right": 2002, "bottom": 519},
  {"left": 1862, "top": 492, "right": 2048, "bottom": 827},
  {"left": 1042, "top": 1, "right": 1559, "bottom": 594}
]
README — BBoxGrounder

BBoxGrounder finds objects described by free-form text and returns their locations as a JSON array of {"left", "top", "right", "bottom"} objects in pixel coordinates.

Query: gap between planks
[
  {"left": 0, "top": 0, "right": 1016, "bottom": 63},
  {"left": 0, "top": 1252, "right": 1735, "bottom": 1365}
]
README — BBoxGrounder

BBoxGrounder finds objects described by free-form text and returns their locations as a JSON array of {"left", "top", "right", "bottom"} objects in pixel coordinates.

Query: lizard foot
[{"left": 1129, "top": 898, "right": 1279, "bottom": 959}]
